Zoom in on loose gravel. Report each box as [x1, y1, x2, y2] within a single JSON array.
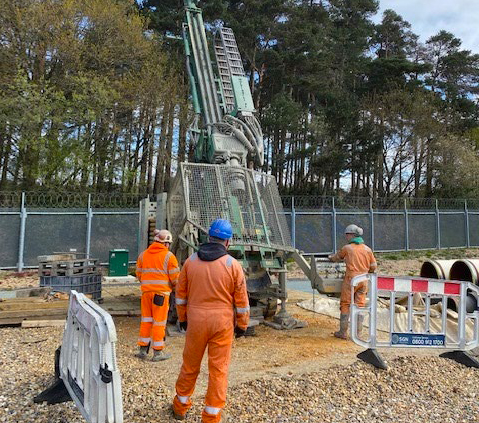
[[228, 356, 479, 423], [1, 324, 479, 423]]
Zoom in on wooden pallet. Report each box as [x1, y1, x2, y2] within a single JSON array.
[[38, 259, 100, 276], [37, 253, 76, 262]]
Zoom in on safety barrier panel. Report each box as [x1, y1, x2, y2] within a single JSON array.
[[350, 273, 479, 369], [35, 290, 123, 422]]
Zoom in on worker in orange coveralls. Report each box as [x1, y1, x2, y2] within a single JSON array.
[[329, 224, 377, 339], [172, 219, 249, 423], [135, 229, 180, 361]]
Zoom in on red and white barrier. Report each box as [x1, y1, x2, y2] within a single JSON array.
[[350, 274, 479, 369]]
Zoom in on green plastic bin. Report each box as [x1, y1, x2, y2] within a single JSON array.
[[109, 249, 129, 276]]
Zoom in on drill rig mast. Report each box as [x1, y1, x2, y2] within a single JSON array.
[[182, 0, 263, 169]]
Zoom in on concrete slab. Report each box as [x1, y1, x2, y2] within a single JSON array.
[[103, 275, 138, 285], [0, 287, 51, 299]]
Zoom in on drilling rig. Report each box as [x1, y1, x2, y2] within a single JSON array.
[[139, 0, 339, 328]]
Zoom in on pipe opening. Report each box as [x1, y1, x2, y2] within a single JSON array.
[[450, 261, 474, 283], [447, 293, 477, 313], [420, 262, 440, 279], [447, 297, 458, 312]]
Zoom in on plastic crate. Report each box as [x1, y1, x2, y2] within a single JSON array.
[[40, 274, 102, 300]]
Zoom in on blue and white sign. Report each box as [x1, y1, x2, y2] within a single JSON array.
[[391, 333, 445, 347]]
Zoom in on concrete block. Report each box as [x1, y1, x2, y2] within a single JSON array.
[[103, 275, 138, 285]]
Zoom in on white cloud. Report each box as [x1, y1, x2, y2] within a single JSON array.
[[374, 0, 479, 53]]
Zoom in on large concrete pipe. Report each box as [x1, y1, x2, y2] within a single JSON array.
[[447, 259, 479, 313], [449, 259, 479, 284], [446, 295, 477, 313], [420, 259, 457, 280]]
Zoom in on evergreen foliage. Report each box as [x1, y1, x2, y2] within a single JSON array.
[[0, 0, 478, 199]]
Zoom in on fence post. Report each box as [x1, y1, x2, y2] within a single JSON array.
[[332, 196, 337, 253], [86, 194, 93, 258], [291, 196, 296, 249], [465, 199, 470, 248], [435, 199, 441, 249], [17, 192, 27, 272], [370, 198, 375, 251], [404, 198, 409, 251]]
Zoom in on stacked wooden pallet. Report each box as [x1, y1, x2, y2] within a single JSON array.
[[38, 254, 102, 300], [38, 257, 99, 277]]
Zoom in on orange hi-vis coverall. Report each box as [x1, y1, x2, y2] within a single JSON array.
[[330, 241, 377, 314], [136, 242, 180, 350], [172, 243, 249, 423]]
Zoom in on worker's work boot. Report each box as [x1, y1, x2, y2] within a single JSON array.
[[135, 346, 148, 359], [152, 349, 171, 362], [334, 313, 349, 339], [171, 405, 186, 421], [219, 411, 229, 422]]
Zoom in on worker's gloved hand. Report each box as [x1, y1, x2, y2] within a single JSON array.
[[328, 254, 334, 262], [179, 321, 188, 332], [235, 326, 247, 338]]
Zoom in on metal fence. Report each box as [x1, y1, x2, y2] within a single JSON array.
[[0, 193, 140, 271], [1, 192, 479, 271], [284, 196, 479, 255]]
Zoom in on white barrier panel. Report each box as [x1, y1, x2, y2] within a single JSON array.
[[350, 274, 479, 369], [60, 290, 123, 423]]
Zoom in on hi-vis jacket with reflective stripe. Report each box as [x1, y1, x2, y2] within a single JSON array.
[[136, 242, 180, 294], [330, 242, 377, 281], [176, 252, 249, 329]]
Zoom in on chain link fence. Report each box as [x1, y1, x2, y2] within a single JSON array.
[[1, 192, 479, 271]]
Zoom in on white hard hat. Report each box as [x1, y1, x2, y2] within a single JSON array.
[[154, 229, 173, 243], [344, 224, 363, 236]]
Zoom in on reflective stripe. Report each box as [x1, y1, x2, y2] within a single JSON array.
[[226, 255, 233, 268], [177, 395, 189, 404], [138, 337, 151, 343], [141, 280, 170, 286], [153, 320, 167, 326], [190, 253, 198, 261], [163, 252, 173, 273], [137, 268, 167, 274], [204, 406, 221, 415], [236, 306, 250, 314], [152, 340, 165, 347], [168, 267, 180, 275], [176, 298, 187, 305], [141, 317, 153, 323]]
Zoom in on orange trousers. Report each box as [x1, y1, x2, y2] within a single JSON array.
[[173, 307, 234, 423], [340, 276, 367, 314], [138, 291, 169, 350]]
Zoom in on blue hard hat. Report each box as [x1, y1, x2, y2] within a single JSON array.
[[208, 219, 233, 240]]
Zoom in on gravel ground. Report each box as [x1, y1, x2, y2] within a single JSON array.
[[1, 322, 479, 423], [2, 256, 479, 423], [228, 356, 479, 423], [0, 272, 38, 291]]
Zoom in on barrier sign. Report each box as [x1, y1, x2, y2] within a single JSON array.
[[391, 333, 445, 347]]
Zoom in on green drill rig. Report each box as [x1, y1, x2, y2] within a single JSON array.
[[142, 0, 332, 327]]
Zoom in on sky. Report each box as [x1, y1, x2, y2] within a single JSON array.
[[374, 0, 479, 53]]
